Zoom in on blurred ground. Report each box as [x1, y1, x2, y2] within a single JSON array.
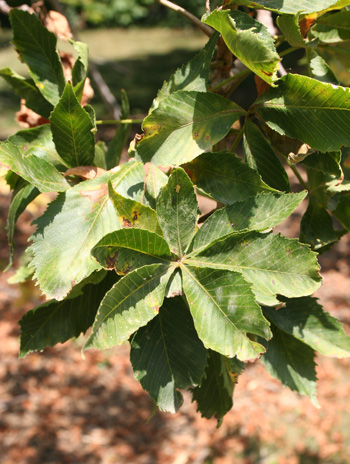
[[1, 177, 350, 464]]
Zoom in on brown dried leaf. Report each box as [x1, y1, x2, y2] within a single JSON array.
[[64, 166, 107, 180]]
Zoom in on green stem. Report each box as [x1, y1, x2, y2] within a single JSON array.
[[230, 125, 244, 152], [279, 46, 298, 57], [289, 163, 310, 191], [210, 68, 251, 93], [96, 118, 143, 125]]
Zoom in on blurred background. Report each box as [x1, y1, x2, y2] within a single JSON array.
[[1, 1, 350, 463]]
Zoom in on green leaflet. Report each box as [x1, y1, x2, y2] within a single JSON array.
[[6, 180, 39, 269], [300, 200, 338, 249], [0, 141, 69, 193], [50, 83, 95, 167], [19, 271, 117, 358], [277, 14, 307, 48], [330, 194, 350, 229], [243, 120, 291, 192], [106, 89, 131, 170], [306, 48, 339, 84], [130, 297, 208, 413], [263, 296, 350, 358], [29, 162, 145, 300], [70, 40, 89, 102], [254, 74, 350, 152], [141, 164, 168, 209], [203, 10, 280, 85], [191, 350, 236, 423], [0, 68, 53, 118], [92, 228, 172, 273], [132, 91, 245, 166], [228, 0, 350, 14], [9, 124, 67, 169], [183, 151, 275, 204], [260, 324, 319, 407], [311, 10, 350, 43], [182, 265, 271, 361], [108, 182, 162, 235], [186, 231, 322, 305], [150, 32, 218, 111], [9, 9, 65, 105], [83, 263, 174, 351], [189, 191, 306, 255], [157, 168, 198, 257]]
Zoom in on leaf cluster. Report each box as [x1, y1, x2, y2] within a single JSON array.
[[1, 2, 350, 423]]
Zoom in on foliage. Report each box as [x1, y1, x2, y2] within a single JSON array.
[[1, 1, 350, 424]]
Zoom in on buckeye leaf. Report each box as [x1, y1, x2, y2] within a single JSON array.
[[311, 11, 350, 43], [191, 350, 235, 423], [0, 68, 53, 118], [19, 271, 118, 358], [6, 180, 39, 269], [50, 83, 95, 167], [108, 182, 162, 235], [263, 297, 350, 358], [151, 32, 218, 111], [189, 191, 306, 255], [141, 164, 168, 209], [254, 74, 350, 152], [92, 228, 173, 273], [243, 120, 290, 192], [277, 14, 307, 48], [132, 91, 245, 166], [183, 151, 276, 204], [300, 200, 338, 249], [0, 141, 69, 193], [203, 10, 280, 85], [130, 297, 208, 413], [181, 266, 271, 361], [306, 48, 339, 85], [9, 124, 67, 169], [29, 161, 145, 300], [9, 9, 65, 105], [229, 0, 348, 14], [260, 324, 319, 407], [83, 263, 173, 351], [157, 168, 198, 257], [187, 232, 322, 305]]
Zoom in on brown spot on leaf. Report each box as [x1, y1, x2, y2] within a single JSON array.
[[122, 217, 134, 228], [132, 210, 139, 221], [80, 184, 108, 203], [65, 166, 106, 180]]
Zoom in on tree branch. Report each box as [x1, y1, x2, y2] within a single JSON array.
[[155, 0, 214, 37]]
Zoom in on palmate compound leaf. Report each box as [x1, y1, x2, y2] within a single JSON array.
[[183, 151, 276, 205], [263, 296, 350, 358], [29, 161, 145, 300], [50, 83, 95, 167], [0, 141, 69, 193], [228, 0, 350, 14], [191, 350, 243, 423], [9, 9, 65, 105], [188, 191, 307, 255], [157, 168, 198, 257], [108, 182, 162, 235], [254, 73, 350, 153], [203, 10, 280, 85], [83, 263, 174, 351], [91, 228, 173, 275], [186, 231, 322, 306], [132, 91, 246, 167], [150, 32, 219, 112], [130, 296, 208, 413], [181, 265, 271, 361], [260, 323, 319, 407], [19, 271, 118, 358]]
